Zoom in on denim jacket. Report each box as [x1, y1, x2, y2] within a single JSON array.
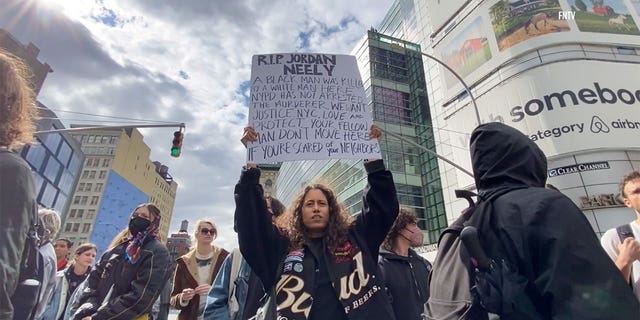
[[40, 270, 81, 320], [204, 250, 253, 320]]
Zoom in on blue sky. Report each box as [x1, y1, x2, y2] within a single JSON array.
[[1, 0, 394, 250]]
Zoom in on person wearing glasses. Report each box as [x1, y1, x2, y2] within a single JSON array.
[[70, 203, 173, 320], [170, 220, 229, 320]]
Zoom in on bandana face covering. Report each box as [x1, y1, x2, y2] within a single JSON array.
[[125, 213, 160, 264]]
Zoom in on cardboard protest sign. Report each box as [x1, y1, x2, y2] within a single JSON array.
[[247, 53, 380, 163]]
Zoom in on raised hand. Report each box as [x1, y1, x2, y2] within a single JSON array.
[[241, 126, 258, 147]]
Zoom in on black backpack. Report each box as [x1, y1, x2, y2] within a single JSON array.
[[10, 202, 44, 320]]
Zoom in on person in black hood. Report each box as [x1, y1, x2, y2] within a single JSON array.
[[469, 122, 640, 318], [378, 207, 431, 320]]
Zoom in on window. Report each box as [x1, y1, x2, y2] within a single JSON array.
[[102, 159, 110, 167], [99, 171, 107, 179], [64, 223, 72, 232], [44, 159, 62, 184], [68, 154, 81, 173], [85, 183, 93, 192], [78, 183, 85, 192], [101, 136, 110, 144], [77, 209, 84, 218], [80, 196, 88, 205], [88, 135, 96, 143], [90, 196, 99, 206], [86, 158, 93, 166], [25, 144, 47, 170], [82, 223, 91, 233], [87, 209, 95, 219], [88, 171, 96, 179], [95, 183, 104, 192], [73, 196, 81, 205], [58, 141, 72, 167], [43, 133, 62, 153], [72, 223, 80, 232], [81, 170, 89, 179], [69, 209, 76, 218]]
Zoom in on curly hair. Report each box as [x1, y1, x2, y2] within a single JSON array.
[[621, 171, 640, 198], [280, 184, 352, 252], [382, 207, 417, 251], [0, 49, 38, 149], [266, 196, 286, 218]]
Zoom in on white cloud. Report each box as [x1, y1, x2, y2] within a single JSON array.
[[1, 0, 394, 251]]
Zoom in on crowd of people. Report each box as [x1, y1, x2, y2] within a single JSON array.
[[3, 46, 640, 320]]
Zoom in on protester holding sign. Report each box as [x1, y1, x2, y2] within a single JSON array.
[[236, 125, 399, 320]]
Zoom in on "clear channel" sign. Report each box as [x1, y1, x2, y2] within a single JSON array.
[[548, 161, 610, 177]]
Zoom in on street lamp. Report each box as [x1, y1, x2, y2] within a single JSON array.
[[377, 52, 480, 178], [420, 52, 481, 126]]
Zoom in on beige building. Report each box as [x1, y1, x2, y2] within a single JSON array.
[[59, 128, 177, 249]]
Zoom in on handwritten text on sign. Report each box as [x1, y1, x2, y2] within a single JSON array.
[[247, 53, 380, 163]]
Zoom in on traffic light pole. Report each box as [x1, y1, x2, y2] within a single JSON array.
[[34, 122, 186, 134]]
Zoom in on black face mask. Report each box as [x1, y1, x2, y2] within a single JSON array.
[[129, 217, 151, 236]]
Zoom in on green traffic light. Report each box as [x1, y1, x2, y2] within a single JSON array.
[[171, 147, 180, 157]]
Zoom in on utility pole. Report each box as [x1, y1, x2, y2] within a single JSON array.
[[34, 122, 186, 134], [34, 122, 187, 157]]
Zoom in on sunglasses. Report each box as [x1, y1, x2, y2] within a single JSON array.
[[199, 228, 215, 235]]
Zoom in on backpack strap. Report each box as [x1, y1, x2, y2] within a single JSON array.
[[229, 248, 242, 293], [228, 248, 242, 317]]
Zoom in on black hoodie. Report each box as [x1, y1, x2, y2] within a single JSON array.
[[378, 248, 431, 320], [469, 122, 640, 318]]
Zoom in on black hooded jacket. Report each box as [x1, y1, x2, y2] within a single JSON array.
[[469, 122, 640, 318], [236, 160, 399, 320], [378, 248, 431, 320]]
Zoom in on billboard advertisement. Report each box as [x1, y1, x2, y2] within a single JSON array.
[[433, 0, 640, 101], [446, 60, 640, 185], [426, 0, 473, 34]]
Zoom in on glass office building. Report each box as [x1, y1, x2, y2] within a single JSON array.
[[20, 103, 85, 216], [277, 31, 446, 245]]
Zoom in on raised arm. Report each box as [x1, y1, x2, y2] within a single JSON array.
[[235, 166, 288, 290], [353, 159, 399, 259]]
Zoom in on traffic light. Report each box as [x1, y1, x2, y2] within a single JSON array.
[[171, 131, 183, 158]]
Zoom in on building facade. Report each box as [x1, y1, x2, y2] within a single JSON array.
[[258, 163, 281, 198], [166, 220, 192, 260], [58, 128, 178, 252], [0, 29, 51, 95], [379, 0, 640, 258], [277, 31, 446, 245], [1, 29, 85, 218]]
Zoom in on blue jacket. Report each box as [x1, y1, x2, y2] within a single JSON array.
[[40, 269, 83, 320], [203, 251, 253, 320]]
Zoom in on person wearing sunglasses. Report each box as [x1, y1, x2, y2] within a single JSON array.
[[170, 219, 229, 320]]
